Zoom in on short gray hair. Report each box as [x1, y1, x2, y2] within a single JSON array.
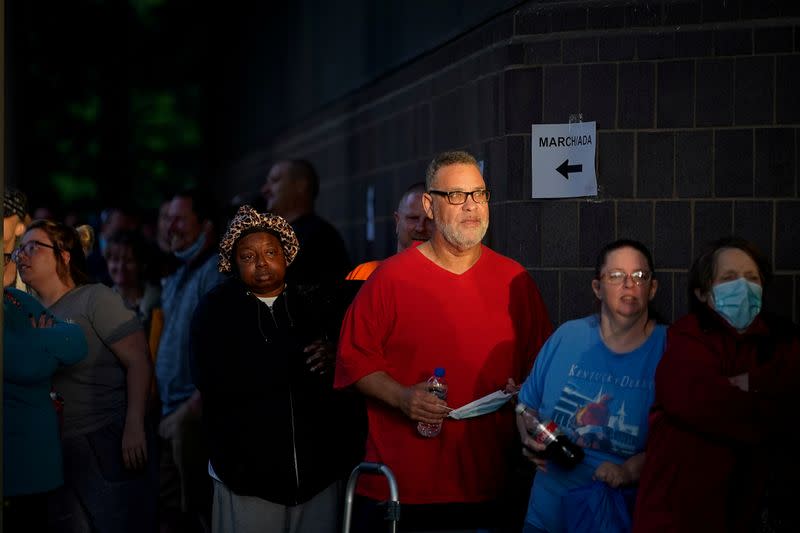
[[425, 151, 480, 190]]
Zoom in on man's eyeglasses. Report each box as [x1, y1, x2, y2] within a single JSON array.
[[600, 269, 652, 286], [10, 240, 57, 263], [428, 189, 491, 205]]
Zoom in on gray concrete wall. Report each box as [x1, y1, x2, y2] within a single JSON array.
[[263, 0, 800, 325]]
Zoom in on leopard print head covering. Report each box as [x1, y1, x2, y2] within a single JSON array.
[[218, 205, 300, 273]]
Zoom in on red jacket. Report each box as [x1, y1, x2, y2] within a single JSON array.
[[633, 309, 799, 533]]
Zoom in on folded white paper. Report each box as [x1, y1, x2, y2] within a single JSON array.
[[447, 390, 516, 420]]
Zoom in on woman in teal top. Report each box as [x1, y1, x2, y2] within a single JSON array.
[[3, 287, 88, 530]]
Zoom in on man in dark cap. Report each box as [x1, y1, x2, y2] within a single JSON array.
[[4, 188, 29, 289]]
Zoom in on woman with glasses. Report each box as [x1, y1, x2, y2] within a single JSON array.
[[633, 237, 800, 533], [516, 239, 666, 533], [13, 220, 157, 532]]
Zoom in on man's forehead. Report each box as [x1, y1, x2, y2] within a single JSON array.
[[399, 191, 425, 213], [168, 197, 195, 216], [268, 162, 291, 180], [433, 163, 484, 189]]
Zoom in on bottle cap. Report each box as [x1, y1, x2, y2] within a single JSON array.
[[434, 367, 445, 377], [514, 403, 527, 415]]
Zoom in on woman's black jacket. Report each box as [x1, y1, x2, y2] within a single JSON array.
[[190, 277, 366, 506]]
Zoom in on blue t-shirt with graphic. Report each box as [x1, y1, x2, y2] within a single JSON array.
[[518, 315, 666, 533]]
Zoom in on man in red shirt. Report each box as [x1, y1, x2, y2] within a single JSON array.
[[335, 150, 553, 531]]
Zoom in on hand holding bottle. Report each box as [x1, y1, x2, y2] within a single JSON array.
[[516, 405, 550, 470], [399, 381, 449, 423], [417, 368, 448, 437], [516, 403, 584, 470], [521, 439, 550, 471]]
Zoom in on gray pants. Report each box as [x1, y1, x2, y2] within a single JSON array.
[[212, 479, 341, 533]]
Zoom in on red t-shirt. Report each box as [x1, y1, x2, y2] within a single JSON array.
[[335, 245, 552, 504]]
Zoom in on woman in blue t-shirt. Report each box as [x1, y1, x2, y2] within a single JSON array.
[[517, 239, 667, 533]]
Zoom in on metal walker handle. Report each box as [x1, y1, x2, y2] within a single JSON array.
[[342, 462, 400, 533]]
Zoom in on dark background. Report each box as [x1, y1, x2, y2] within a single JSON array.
[[5, 0, 519, 212], [6, 0, 800, 324]]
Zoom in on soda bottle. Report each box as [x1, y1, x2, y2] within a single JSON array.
[[417, 367, 448, 438], [515, 402, 584, 469]]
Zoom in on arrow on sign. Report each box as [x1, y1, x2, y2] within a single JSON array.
[[556, 160, 583, 180]]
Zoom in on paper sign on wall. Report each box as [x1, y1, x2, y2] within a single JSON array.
[[531, 121, 597, 198]]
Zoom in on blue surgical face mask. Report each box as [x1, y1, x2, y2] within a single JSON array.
[[173, 232, 206, 261], [711, 277, 762, 330]]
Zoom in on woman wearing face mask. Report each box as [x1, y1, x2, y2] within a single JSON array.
[[633, 237, 800, 533]]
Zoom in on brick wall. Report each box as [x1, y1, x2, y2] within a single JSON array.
[[265, 0, 800, 325]]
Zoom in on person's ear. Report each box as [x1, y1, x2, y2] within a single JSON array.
[[422, 193, 434, 220], [591, 279, 601, 300], [694, 287, 709, 303], [14, 220, 25, 238], [648, 279, 659, 301], [60, 249, 71, 266]]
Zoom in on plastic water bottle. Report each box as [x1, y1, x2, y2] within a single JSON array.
[[417, 367, 448, 438]]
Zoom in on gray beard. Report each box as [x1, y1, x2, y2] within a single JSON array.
[[435, 217, 488, 251]]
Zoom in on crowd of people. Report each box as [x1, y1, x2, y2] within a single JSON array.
[[3, 151, 798, 533]]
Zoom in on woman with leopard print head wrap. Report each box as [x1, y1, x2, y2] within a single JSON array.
[[190, 205, 366, 533]]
